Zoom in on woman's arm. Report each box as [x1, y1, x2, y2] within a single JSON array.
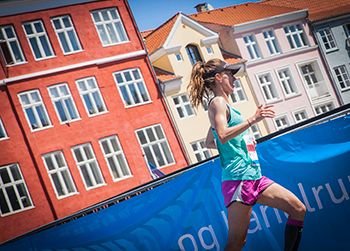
[[210, 98, 274, 144], [205, 127, 217, 149]]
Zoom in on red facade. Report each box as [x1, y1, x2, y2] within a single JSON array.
[[0, 0, 187, 243]]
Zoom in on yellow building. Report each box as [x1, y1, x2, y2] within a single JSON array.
[[143, 13, 269, 164]]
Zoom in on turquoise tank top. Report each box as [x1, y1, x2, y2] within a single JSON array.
[[212, 104, 262, 181]]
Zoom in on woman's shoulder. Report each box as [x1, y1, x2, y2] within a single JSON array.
[[209, 96, 227, 108]]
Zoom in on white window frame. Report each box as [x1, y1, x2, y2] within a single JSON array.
[[48, 83, 80, 124], [91, 8, 129, 47], [175, 52, 183, 61], [23, 20, 55, 60], [276, 67, 298, 98], [263, 29, 280, 55], [334, 65, 350, 91], [243, 34, 261, 60], [99, 135, 132, 182], [135, 124, 175, 169], [113, 68, 151, 108], [249, 124, 261, 140], [230, 79, 247, 103], [319, 28, 337, 52], [274, 114, 290, 130], [76, 77, 108, 117], [71, 143, 105, 190], [299, 62, 320, 89], [172, 93, 196, 119], [314, 102, 334, 115], [18, 90, 52, 132], [0, 163, 34, 217], [42, 151, 78, 199], [0, 118, 9, 140], [51, 15, 82, 55], [191, 139, 212, 162], [256, 72, 279, 102], [0, 25, 26, 66], [206, 46, 213, 54], [293, 108, 308, 123], [283, 23, 308, 49]]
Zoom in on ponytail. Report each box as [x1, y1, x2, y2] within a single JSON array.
[[188, 61, 208, 108]]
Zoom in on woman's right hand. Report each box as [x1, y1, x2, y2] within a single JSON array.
[[249, 105, 275, 124]]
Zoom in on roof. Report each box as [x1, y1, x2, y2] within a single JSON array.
[[262, 0, 350, 21], [140, 29, 154, 38], [143, 13, 180, 55], [153, 67, 181, 82], [190, 2, 299, 27]]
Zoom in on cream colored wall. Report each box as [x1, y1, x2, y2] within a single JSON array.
[[153, 55, 174, 73]]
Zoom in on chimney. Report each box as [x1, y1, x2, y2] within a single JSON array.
[[194, 3, 214, 13]]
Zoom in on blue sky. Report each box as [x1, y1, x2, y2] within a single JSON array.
[[128, 0, 259, 32]]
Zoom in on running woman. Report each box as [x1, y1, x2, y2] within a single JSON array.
[[188, 58, 306, 251]]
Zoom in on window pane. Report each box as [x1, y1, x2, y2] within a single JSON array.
[[0, 189, 10, 214], [6, 186, 20, 211], [52, 173, 64, 196]]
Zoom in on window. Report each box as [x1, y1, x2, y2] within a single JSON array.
[[284, 24, 308, 49], [42, 151, 77, 198], [0, 164, 33, 216], [0, 25, 25, 65], [206, 46, 213, 54], [230, 79, 247, 103], [293, 109, 308, 122], [136, 124, 175, 168], [91, 8, 128, 46], [319, 28, 337, 52], [72, 143, 105, 190], [51, 15, 82, 54], [18, 90, 51, 131], [48, 84, 80, 123], [257, 73, 279, 102], [274, 115, 290, 130], [314, 102, 334, 115], [172, 94, 195, 118], [300, 64, 319, 89], [277, 68, 298, 97], [99, 135, 131, 181], [175, 53, 183, 61], [343, 23, 350, 37], [76, 77, 107, 116], [0, 118, 8, 140], [23, 20, 54, 60], [191, 139, 211, 162], [334, 65, 350, 91], [263, 30, 280, 55], [185, 44, 203, 65], [113, 68, 150, 107], [243, 34, 261, 60], [249, 124, 261, 140]]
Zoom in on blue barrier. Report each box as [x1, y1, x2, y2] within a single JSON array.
[[1, 115, 349, 251]]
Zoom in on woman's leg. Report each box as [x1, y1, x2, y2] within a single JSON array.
[[256, 183, 306, 251], [225, 202, 252, 251]]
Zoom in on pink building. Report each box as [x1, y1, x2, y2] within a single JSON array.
[[192, 2, 340, 133]]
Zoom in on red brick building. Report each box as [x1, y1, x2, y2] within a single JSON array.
[[0, 0, 187, 243]]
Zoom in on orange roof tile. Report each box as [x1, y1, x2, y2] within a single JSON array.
[[221, 49, 246, 64], [143, 13, 180, 55], [140, 29, 154, 38], [190, 2, 299, 27], [154, 67, 181, 82], [262, 0, 350, 21]]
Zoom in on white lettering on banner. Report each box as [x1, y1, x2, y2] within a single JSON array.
[[312, 185, 324, 210], [178, 225, 220, 251], [298, 183, 316, 212], [326, 179, 349, 204]]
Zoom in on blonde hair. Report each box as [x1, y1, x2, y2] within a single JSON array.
[[188, 58, 224, 108]]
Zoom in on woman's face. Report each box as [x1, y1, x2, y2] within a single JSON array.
[[220, 70, 236, 94]]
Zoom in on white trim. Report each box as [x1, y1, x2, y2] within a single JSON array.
[[200, 35, 219, 46], [0, 50, 146, 85], [292, 107, 309, 123], [233, 9, 308, 33]]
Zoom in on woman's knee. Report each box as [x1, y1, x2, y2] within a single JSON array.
[[289, 199, 306, 219]]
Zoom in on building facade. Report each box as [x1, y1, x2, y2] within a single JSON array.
[[0, 0, 187, 243], [263, 0, 350, 105], [143, 13, 269, 164], [192, 2, 340, 133]]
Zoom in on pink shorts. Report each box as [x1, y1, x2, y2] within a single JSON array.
[[222, 176, 274, 207]]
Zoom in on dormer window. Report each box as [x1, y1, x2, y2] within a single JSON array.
[[185, 44, 203, 65]]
